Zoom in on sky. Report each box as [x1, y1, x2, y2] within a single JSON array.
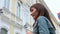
[[44, 0, 60, 22]]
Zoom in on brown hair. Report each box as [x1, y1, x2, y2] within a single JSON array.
[[30, 3, 55, 30]]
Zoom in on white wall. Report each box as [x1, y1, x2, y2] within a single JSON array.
[[44, 0, 60, 22]]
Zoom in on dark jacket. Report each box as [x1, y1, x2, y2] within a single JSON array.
[[33, 16, 56, 34]]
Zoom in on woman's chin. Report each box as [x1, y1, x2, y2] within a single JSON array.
[[32, 16, 36, 20], [33, 17, 36, 20]]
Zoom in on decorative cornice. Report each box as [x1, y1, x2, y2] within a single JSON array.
[[0, 7, 23, 29]]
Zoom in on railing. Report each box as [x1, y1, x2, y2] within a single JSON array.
[[0, 9, 3, 14]]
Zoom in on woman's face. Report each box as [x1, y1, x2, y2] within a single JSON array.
[[30, 7, 38, 20]]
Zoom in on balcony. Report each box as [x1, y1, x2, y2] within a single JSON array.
[[0, 7, 23, 29]]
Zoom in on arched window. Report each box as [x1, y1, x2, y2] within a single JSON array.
[[16, 33, 19, 34], [16, 0, 21, 18], [1, 28, 8, 34], [4, 0, 10, 9]]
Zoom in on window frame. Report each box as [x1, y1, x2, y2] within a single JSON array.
[[4, 0, 10, 9]]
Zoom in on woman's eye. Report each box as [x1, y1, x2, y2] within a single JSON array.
[[31, 9, 33, 12]]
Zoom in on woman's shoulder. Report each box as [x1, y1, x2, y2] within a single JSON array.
[[37, 16, 54, 28], [36, 16, 48, 24]]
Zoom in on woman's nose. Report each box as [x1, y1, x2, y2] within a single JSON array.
[[30, 11, 35, 16], [30, 13, 35, 17], [30, 11, 32, 14]]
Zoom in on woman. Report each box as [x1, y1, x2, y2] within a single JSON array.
[[30, 3, 56, 34]]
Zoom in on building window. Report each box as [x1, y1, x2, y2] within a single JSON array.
[[4, 0, 10, 9], [16, 33, 19, 34], [1, 28, 8, 34], [16, 1, 21, 18]]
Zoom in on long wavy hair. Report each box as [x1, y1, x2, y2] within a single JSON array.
[[30, 3, 55, 30]]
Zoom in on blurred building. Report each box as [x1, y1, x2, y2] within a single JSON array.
[[0, 0, 36, 34], [0, 0, 23, 34], [0, 0, 60, 34]]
